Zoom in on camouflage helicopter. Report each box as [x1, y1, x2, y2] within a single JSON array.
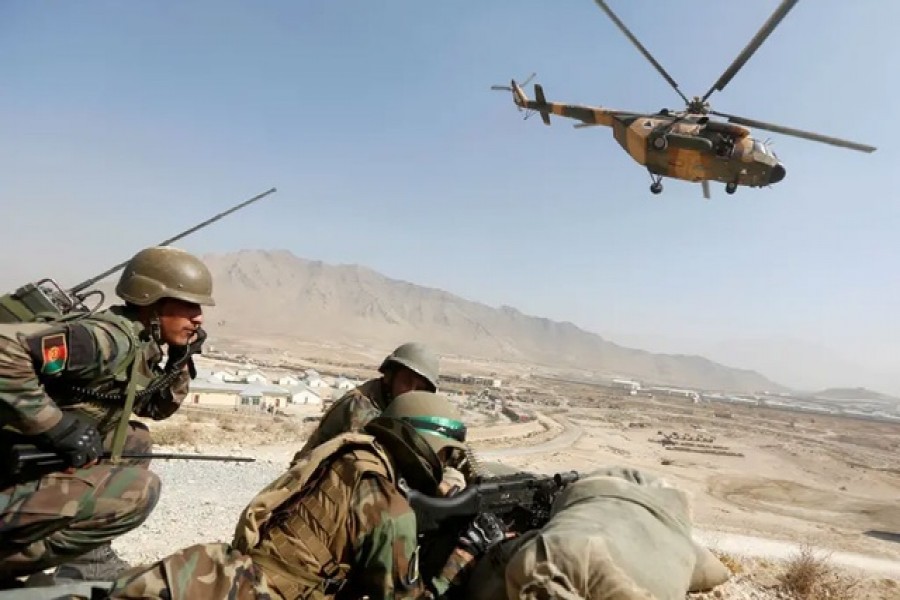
[[492, 0, 876, 199]]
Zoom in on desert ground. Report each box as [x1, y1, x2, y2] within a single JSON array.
[[114, 350, 900, 600]]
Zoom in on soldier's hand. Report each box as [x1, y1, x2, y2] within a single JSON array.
[[186, 326, 207, 355], [167, 327, 207, 362], [457, 512, 507, 558], [36, 412, 103, 470]]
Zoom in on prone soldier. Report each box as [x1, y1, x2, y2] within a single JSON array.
[[107, 391, 506, 600], [0, 246, 214, 584]]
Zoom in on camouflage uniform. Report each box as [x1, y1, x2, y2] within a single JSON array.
[[0, 245, 213, 581], [294, 377, 386, 459], [109, 419, 474, 600], [108, 466, 468, 600], [0, 307, 186, 580]]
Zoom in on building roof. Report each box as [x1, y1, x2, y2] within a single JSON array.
[[239, 383, 291, 398]]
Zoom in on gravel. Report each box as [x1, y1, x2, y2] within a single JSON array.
[[112, 444, 293, 566]]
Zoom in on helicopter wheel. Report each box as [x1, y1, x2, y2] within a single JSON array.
[[725, 182, 737, 195], [650, 182, 663, 195]]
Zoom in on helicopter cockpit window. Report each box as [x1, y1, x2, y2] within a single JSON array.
[[753, 140, 767, 155]]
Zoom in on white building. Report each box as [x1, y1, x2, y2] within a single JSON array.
[[288, 383, 323, 406], [278, 375, 302, 386], [334, 377, 357, 392], [238, 383, 291, 410]]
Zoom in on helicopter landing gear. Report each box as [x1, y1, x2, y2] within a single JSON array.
[[649, 173, 664, 195], [725, 181, 738, 195]]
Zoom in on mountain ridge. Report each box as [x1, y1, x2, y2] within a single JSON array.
[[109, 249, 785, 393]]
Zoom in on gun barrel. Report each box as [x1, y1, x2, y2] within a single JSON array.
[[5, 445, 255, 479], [69, 187, 277, 295]]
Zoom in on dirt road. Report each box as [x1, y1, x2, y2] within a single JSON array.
[[478, 415, 583, 458]]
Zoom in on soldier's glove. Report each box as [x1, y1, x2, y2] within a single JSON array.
[[457, 512, 507, 559], [36, 412, 103, 469], [166, 327, 206, 377]]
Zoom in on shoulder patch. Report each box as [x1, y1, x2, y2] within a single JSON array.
[[25, 323, 99, 377], [40, 333, 68, 375]]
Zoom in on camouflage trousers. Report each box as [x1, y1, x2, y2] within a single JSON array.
[[107, 542, 274, 600], [0, 460, 160, 579]]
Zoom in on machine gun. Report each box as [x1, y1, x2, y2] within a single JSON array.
[[402, 469, 580, 588], [0, 442, 255, 485], [0, 187, 278, 324], [404, 469, 581, 534]]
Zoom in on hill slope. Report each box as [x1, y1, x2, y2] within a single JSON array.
[[134, 249, 782, 392]]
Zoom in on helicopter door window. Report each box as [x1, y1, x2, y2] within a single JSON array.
[[643, 120, 653, 128]]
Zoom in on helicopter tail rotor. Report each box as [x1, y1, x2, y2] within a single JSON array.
[[491, 73, 554, 125], [491, 72, 537, 109]]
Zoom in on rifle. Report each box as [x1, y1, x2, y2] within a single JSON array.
[[403, 470, 580, 592], [0, 187, 278, 324], [404, 469, 581, 534], [0, 442, 255, 485]]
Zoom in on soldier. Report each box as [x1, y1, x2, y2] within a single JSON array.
[[294, 342, 439, 460], [0, 246, 214, 584], [107, 391, 506, 600]]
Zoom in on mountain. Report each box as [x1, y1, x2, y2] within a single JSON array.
[[809, 387, 899, 403], [115, 249, 784, 393]]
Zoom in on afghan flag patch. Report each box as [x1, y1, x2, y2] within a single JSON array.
[[40, 333, 68, 375]]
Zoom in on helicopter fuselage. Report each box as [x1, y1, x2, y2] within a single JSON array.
[[514, 90, 787, 190], [609, 113, 785, 188]]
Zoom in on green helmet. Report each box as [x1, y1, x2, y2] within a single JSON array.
[[380, 390, 467, 456], [115, 246, 215, 307], [378, 342, 439, 391]]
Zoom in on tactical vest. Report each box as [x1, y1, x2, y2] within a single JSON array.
[[233, 433, 396, 600], [0, 308, 157, 458]]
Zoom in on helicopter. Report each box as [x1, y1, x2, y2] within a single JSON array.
[[492, 0, 876, 199]]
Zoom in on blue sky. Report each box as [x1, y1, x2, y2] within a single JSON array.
[[1, 1, 897, 394]]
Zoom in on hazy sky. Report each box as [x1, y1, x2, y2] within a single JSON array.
[[2, 1, 898, 394]]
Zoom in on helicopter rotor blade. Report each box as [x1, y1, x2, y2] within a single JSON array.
[[701, 180, 711, 200], [491, 72, 536, 92], [701, 0, 800, 102], [709, 110, 877, 153], [592, 0, 689, 107]]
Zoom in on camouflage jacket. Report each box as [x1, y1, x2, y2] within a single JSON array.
[[0, 305, 190, 436], [293, 377, 387, 462], [109, 443, 471, 600], [305, 469, 468, 599]]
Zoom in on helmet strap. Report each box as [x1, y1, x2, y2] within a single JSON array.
[[149, 313, 162, 344]]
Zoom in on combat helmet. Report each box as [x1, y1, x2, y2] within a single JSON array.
[[378, 342, 439, 391], [364, 390, 467, 495], [379, 390, 467, 456], [116, 246, 215, 307]]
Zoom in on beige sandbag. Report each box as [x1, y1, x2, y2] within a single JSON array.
[[505, 466, 731, 600]]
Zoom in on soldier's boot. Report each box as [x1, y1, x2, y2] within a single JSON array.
[[53, 543, 130, 581]]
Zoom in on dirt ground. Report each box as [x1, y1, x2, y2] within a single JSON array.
[[147, 360, 900, 598]]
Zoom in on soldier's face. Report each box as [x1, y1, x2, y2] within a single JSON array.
[[391, 367, 431, 397], [157, 299, 204, 345]]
